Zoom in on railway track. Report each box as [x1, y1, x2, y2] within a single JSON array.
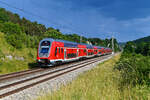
[[0, 60, 88, 84], [0, 56, 100, 83], [0, 68, 44, 81], [0, 54, 112, 98]]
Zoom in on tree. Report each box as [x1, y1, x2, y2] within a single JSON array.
[[1, 22, 27, 49], [1, 22, 23, 35], [124, 42, 136, 53], [88, 38, 104, 46], [44, 28, 63, 39], [0, 8, 10, 22]]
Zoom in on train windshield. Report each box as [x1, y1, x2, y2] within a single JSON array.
[[40, 48, 49, 53], [39, 41, 51, 57]]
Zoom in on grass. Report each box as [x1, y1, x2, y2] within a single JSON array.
[[0, 32, 37, 74], [37, 54, 150, 100]]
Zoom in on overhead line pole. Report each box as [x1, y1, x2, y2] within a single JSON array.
[[112, 34, 114, 54], [80, 35, 82, 43], [111, 32, 116, 54]]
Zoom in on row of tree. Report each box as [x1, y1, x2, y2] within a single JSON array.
[[124, 41, 150, 56], [0, 8, 120, 51]]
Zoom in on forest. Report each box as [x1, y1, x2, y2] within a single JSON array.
[[133, 35, 150, 44], [0, 8, 120, 51]]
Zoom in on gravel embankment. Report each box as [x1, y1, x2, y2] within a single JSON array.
[[2, 55, 114, 100]]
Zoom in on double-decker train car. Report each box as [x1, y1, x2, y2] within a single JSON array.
[[94, 46, 104, 56], [37, 38, 112, 66], [104, 48, 113, 55], [77, 44, 87, 59]]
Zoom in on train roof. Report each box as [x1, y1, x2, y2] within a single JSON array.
[[93, 46, 105, 49], [86, 45, 93, 49], [43, 38, 77, 44], [41, 38, 78, 48], [41, 38, 108, 49], [78, 43, 94, 49]]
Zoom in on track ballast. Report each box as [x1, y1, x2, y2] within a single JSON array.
[[0, 54, 113, 99]]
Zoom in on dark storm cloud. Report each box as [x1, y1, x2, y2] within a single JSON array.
[[54, 0, 150, 20]]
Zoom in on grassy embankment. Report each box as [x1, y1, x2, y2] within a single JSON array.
[[0, 32, 37, 74], [37, 54, 149, 100]]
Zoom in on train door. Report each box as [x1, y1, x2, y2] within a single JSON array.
[[77, 49, 79, 57], [58, 47, 61, 59], [61, 48, 64, 59], [64, 48, 66, 60], [55, 47, 58, 59]]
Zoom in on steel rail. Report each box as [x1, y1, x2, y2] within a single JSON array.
[[0, 68, 44, 81], [0, 55, 111, 98], [0, 55, 108, 90]]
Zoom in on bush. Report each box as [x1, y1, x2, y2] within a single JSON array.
[[1, 22, 23, 35], [0, 22, 39, 49], [27, 36, 40, 48], [0, 8, 10, 22], [28, 51, 34, 58], [0, 48, 4, 59], [115, 53, 150, 87], [135, 42, 150, 56], [5, 33, 25, 49], [124, 41, 150, 56]]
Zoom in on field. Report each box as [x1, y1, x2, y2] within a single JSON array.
[[37, 54, 149, 100], [0, 33, 37, 74]]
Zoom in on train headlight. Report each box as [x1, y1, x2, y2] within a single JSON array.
[[38, 59, 41, 62]]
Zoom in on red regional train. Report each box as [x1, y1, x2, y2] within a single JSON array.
[[37, 38, 112, 66]]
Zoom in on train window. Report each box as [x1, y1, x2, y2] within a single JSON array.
[[41, 41, 50, 46], [61, 48, 63, 53], [67, 53, 76, 58], [59, 48, 60, 53], [55, 47, 57, 56]]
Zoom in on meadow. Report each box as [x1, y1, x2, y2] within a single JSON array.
[[37, 54, 149, 100]]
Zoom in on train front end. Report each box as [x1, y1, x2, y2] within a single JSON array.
[[37, 39, 53, 66]]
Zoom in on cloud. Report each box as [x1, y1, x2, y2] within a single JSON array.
[[30, 0, 150, 42], [1, 0, 150, 42]]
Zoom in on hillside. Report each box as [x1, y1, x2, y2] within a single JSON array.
[[0, 8, 120, 51], [0, 32, 37, 74], [133, 35, 150, 43], [118, 35, 150, 48], [115, 32, 150, 99], [0, 7, 120, 74]]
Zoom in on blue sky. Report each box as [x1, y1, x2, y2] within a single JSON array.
[[0, 0, 150, 42]]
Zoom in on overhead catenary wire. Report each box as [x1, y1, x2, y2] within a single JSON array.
[[0, 1, 46, 20], [0, 0, 83, 34], [0, 0, 112, 42]]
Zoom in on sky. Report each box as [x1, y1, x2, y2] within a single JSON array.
[[0, 0, 150, 42]]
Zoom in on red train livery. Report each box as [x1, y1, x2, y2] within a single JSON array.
[[37, 38, 112, 66]]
